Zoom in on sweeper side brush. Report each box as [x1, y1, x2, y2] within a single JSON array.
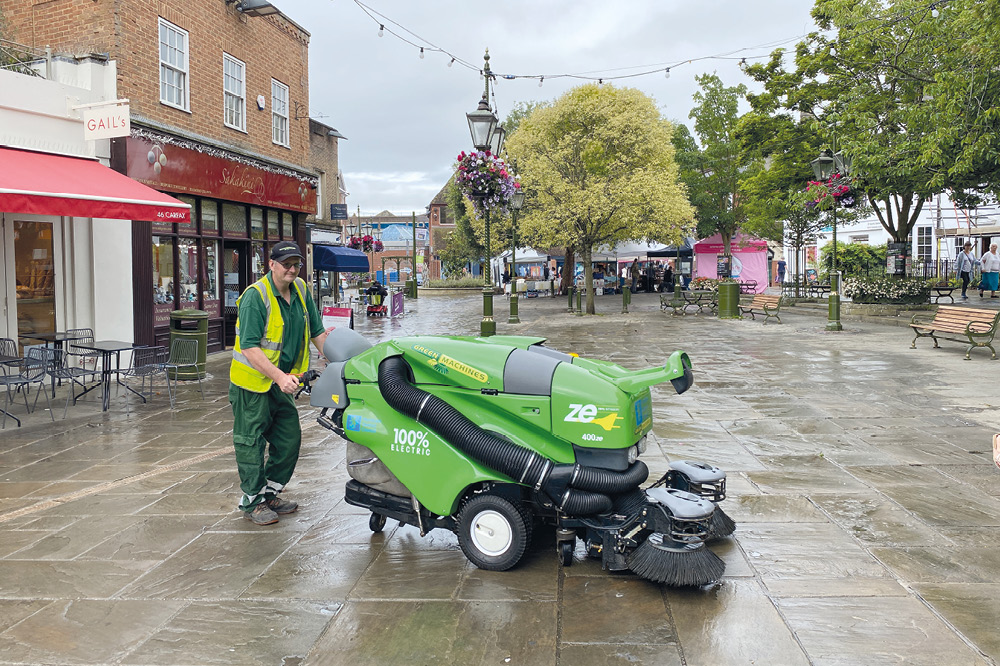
[[308, 329, 736, 587]]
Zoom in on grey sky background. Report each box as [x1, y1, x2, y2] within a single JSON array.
[[275, 0, 820, 216]]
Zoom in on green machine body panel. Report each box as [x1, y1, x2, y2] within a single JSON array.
[[339, 335, 693, 515]]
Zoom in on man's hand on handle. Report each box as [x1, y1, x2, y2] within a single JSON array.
[[277, 373, 300, 394]]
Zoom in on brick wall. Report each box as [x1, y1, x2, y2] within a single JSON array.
[[309, 118, 340, 225], [4, 0, 311, 169]]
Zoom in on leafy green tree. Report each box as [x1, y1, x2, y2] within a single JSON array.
[[921, 0, 1000, 204], [443, 181, 484, 275], [676, 74, 748, 256], [506, 83, 693, 314], [780, 188, 826, 296], [743, 0, 954, 244], [735, 112, 824, 243], [820, 241, 887, 279], [502, 101, 549, 137]]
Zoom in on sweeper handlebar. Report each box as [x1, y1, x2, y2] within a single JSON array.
[[293, 369, 322, 398], [608, 351, 693, 394]]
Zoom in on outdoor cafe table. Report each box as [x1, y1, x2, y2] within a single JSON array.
[[70, 340, 146, 412], [22, 331, 86, 396]]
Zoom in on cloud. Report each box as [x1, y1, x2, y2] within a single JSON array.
[[278, 0, 817, 212]]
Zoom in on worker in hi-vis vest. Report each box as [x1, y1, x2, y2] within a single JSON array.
[[230, 241, 331, 525]]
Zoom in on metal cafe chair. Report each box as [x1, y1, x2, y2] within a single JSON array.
[[0, 337, 21, 373], [163, 338, 205, 408], [39, 347, 100, 419], [65, 328, 101, 371], [121, 346, 169, 414], [0, 348, 54, 428]]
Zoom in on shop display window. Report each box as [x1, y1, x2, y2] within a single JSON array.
[[178, 237, 199, 305], [267, 210, 279, 239], [152, 235, 176, 326], [202, 200, 219, 234], [13, 221, 56, 338], [250, 207, 264, 240], [177, 195, 197, 235], [223, 202, 247, 237], [281, 211, 292, 238], [203, 240, 220, 317], [252, 242, 266, 282]]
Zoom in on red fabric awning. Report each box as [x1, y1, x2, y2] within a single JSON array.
[[0, 147, 190, 223]]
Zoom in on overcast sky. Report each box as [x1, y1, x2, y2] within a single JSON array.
[[275, 0, 820, 216]]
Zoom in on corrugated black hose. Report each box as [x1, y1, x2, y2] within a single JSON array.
[[378, 356, 648, 514]]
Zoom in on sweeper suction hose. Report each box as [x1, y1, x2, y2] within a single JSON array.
[[378, 356, 647, 514]]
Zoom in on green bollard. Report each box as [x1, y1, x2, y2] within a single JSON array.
[[826, 271, 843, 331], [568, 286, 575, 312], [622, 287, 631, 313], [575, 286, 583, 315]]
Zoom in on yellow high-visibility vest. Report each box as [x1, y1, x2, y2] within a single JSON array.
[[230, 276, 310, 392]]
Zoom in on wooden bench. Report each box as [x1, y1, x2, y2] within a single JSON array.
[[910, 306, 1000, 360], [740, 294, 782, 323]]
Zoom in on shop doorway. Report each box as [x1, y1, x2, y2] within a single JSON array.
[[222, 240, 250, 347]]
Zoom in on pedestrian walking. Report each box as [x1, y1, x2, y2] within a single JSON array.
[[776, 259, 786, 285], [979, 243, 1000, 298], [956, 242, 977, 300], [229, 241, 331, 525], [629, 259, 640, 293]]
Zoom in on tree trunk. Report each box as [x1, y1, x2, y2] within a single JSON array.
[[562, 247, 574, 296]]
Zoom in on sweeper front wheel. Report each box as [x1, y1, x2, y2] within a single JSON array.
[[558, 540, 574, 566], [457, 494, 531, 571], [369, 512, 386, 533]]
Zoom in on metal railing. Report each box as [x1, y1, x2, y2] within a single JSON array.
[[0, 39, 48, 77]]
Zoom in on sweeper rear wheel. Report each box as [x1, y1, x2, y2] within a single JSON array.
[[457, 494, 531, 571], [369, 512, 386, 533]]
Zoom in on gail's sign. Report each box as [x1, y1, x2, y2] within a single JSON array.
[[83, 104, 130, 140]]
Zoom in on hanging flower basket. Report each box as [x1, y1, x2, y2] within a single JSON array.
[[347, 235, 383, 253], [805, 173, 858, 209], [454, 150, 519, 218]]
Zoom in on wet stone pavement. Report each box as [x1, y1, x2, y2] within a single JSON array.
[[1, 289, 999, 665]]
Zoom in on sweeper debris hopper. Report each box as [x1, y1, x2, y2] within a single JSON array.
[[309, 329, 735, 586]]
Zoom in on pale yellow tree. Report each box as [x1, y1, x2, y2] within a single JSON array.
[[505, 83, 694, 314]]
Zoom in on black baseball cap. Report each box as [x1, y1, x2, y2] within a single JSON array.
[[270, 242, 304, 262]]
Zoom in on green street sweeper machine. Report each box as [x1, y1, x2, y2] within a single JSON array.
[[307, 328, 735, 586]]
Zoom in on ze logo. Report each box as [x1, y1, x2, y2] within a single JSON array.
[[564, 403, 599, 423], [565, 403, 622, 431]]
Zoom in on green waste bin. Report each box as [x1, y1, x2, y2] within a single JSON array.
[[717, 281, 741, 319], [169, 309, 208, 379]]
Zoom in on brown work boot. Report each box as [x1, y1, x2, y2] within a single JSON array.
[[243, 503, 279, 525], [266, 495, 298, 514]]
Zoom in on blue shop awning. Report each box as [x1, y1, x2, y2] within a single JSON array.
[[313, 244, 370, 272]]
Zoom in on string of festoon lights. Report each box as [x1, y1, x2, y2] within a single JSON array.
[[353, 0, 952, 88]]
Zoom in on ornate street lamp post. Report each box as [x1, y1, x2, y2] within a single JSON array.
[[508, 188, 525, 324], [810, 148, 852, 332], [466, 50, 503, 337]]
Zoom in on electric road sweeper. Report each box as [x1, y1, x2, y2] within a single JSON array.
[[304, 328, 735, 586]]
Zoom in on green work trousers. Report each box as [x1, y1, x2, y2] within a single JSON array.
[[229, 382, 301, 511]]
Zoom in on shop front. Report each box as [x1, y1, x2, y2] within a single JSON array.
[[0, 146, 190, 346], [123, 132, 316, 349]]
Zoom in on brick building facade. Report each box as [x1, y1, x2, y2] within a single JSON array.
[[4, 0, 318, 349]]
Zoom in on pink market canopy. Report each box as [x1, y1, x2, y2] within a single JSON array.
[[694, 233, 769, 293]]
